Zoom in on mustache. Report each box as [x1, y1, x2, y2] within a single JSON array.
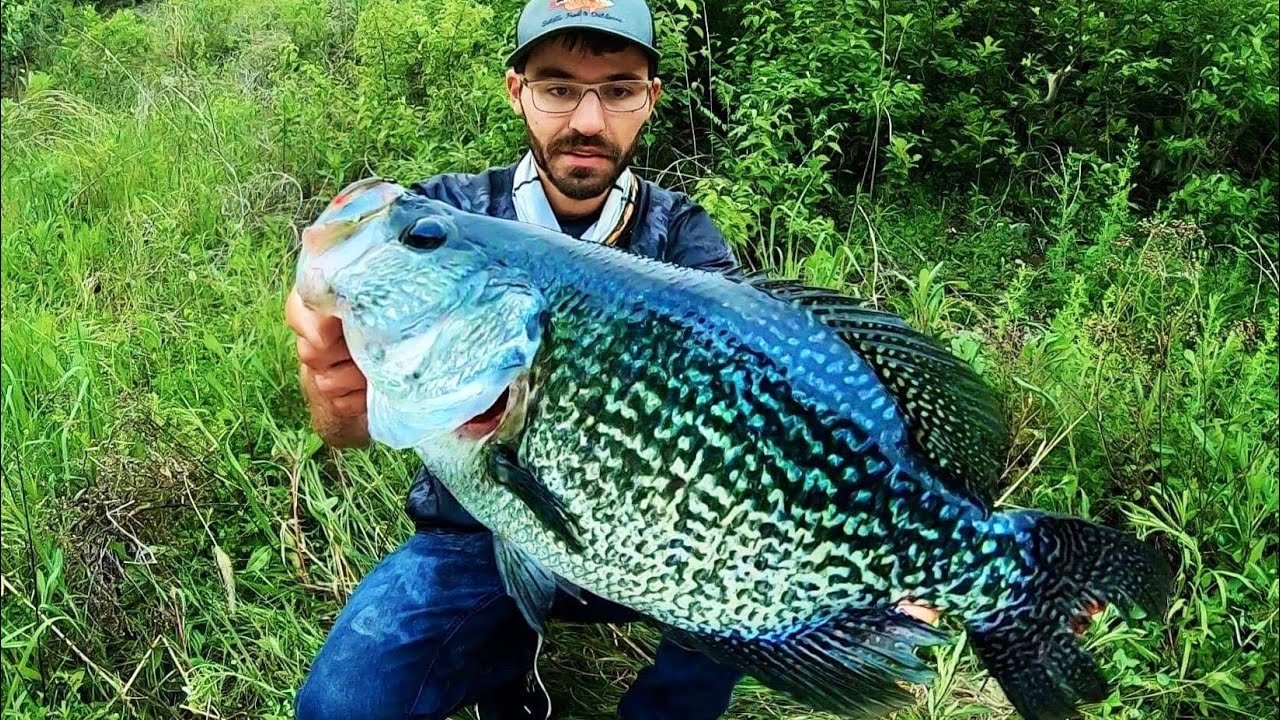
[[550, 133, 619, 159]]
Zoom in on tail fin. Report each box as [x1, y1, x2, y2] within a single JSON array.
[[968, 514, 1172, 720]]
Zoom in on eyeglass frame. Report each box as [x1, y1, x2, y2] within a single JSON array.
[[518, 76, 657, 115]]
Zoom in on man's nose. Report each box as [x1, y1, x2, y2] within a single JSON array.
[[568, 90, 606, 136]]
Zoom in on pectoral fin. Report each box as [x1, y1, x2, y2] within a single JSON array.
[[488, 444, 583, 552]]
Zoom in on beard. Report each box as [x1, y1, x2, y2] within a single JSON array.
[[526, 125, 641, 201]]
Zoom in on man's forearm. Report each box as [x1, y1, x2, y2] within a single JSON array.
[[300, 365, 371, 448]]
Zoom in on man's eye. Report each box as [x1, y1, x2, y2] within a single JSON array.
[[605, 84, 636, 99], [545, 85, 573, 97]]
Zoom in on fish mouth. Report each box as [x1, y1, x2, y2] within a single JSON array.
[[456, 370, 532, 442], [456, 384, 512, 440]]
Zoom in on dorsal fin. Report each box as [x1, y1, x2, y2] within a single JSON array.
[[749, 277, 1008, 507]]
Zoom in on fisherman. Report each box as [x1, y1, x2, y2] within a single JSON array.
[[286, 0, 747, 717]]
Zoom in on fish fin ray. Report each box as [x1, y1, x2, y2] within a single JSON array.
[[747, 276, 1008, 507], [493, 536, 555, 634], [968, 513, 1172, 720], [488, 444, 584, 552], [663, 607, 949, 718], [556, 578, 588, 604]]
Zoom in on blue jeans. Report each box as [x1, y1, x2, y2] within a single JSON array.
[[294, 528, 743, 719]]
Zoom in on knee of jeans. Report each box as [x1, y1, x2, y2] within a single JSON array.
[[294, 668, 452, 720], [293, 672, 348, 720]]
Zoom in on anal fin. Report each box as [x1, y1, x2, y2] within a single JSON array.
[[664, 607, 949, 718]]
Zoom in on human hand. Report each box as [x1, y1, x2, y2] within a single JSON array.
[[286, 286, 370, 444]]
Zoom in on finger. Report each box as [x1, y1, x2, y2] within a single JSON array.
[[286, 287, 345, 349], [285, 287, 315, 338], [314, 362, 368, 399], [895, 601, 941, 626], [311, 314, 345, 348], [296, 313, 344, 351], [330, 390, 368, 417], [296, 334, 353, 370]]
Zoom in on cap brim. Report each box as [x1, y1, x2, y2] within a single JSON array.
[[506, 26, 660, 69]]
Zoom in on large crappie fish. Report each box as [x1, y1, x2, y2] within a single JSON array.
[[296, 178, 1171, 720]]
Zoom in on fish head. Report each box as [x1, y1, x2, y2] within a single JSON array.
[[295, 177, 407, 309], [297, 184, 545, 452]]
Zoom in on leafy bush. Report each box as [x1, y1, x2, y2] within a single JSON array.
[[2, 0, 64, 89], [650, 0, 1279, 272]]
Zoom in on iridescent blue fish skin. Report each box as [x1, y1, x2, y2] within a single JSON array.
[[299, 185, 1172, 720]]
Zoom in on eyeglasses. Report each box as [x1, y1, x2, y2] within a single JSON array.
[[520, 77, 654, 114]]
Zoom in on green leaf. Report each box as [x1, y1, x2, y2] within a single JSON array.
[[245, 546, 273, 574]]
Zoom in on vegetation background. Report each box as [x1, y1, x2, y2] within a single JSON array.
[[1, 0, 1276, 717]]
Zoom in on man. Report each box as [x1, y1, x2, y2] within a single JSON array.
[[287, 1, 746, 718]]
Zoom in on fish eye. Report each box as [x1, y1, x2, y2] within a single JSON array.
[[401, 217, 449, 251]]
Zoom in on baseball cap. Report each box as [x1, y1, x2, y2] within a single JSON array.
[[507, 0, 660, 69]]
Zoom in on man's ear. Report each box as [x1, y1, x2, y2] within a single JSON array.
[[506, 69, 525, 116], [638, 78, 662, 125]]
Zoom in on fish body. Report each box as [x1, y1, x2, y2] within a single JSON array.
[[296, 179, 1171, 720], [429, 229, 1000, 629]]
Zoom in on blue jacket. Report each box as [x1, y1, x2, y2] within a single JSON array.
[[403, 160, 739, 528]]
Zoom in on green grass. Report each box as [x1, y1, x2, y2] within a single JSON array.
[[1, 1, 1276, 718]]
